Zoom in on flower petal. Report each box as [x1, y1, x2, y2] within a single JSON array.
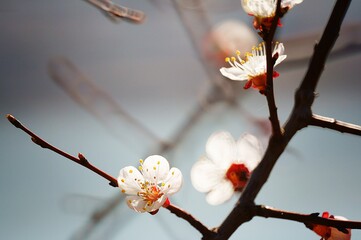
[[205, 131, 237, 169], [206, 179, 235, 205], [273, 42, 285, 56], [242, 0, 276, 17], [147, 195, 168, 212], [329, 216, 351, 240], [220, 67, 249, 81], [118, 166, 143, 195], [329, 228, 351, 240], [273, 43, 287, 67], [236, 134, 262, 171], [125, 195, 167, 213], [240, 0, 252, 14], [142, 155, 170, 183], [281, 0, 303, 8], [274, 54, 287, 67], [162, 167, 183, 195], [126, 196, 147, 213], [191, 156, 225, 192]]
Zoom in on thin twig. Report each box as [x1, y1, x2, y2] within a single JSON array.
[[165, 204, 214, 238], [6, 114, 118, 187], [264, 0, 282, 136], [310, 114, 361, 136], [254, 205, 361, 230]]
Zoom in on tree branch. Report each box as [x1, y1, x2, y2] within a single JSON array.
[[165, 204, 214, 239], [254, 205, 361, 230], [299, 0, 351, 93], [264, 0, 282, 137], [207, 1, 352, 239], [6, 114, 118, 187], [310, 114, 361, 136]]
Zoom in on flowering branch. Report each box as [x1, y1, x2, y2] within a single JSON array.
[[206, 1, 353, 239], [6, 114, 118, 187], [165, 204, 214, 238], [309, 114, 361, 136], [253, 205, 361, 230]]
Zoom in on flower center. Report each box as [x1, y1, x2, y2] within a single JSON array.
[[245, 71, 280, 94], [138, 182, 164, 205], [225, 163, 250, 191], [248, 73, 267, 91]]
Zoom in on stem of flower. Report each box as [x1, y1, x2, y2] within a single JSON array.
[[6, 114, 118, 187]]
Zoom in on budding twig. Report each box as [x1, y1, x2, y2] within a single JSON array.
[[6, 114, 118, 187], [254, 205, 361, 230]]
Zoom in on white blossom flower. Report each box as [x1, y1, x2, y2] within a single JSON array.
[[191, 131, 262, 205], [308, 212, 351, 240], [220, 42, 286, 93], [241, 0, 303, 30], [118, 155, 183, 213]]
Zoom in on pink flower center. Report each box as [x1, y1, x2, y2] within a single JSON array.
[[225, 163, 250, 191]]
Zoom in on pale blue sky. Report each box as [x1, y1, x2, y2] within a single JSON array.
[[1, 1, 361, 239]]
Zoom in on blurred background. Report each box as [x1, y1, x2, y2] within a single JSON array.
[[1, 0, 361, 239]]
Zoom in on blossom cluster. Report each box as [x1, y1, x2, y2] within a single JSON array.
[[115, 1, 353, 239]]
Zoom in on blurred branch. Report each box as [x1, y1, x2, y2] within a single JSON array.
[[6, 114, 118, 187], [85, 0, 145, 23], [48, 57, 168, 155], [309, 114, 361, 136], [170, 0, 237, 102]]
